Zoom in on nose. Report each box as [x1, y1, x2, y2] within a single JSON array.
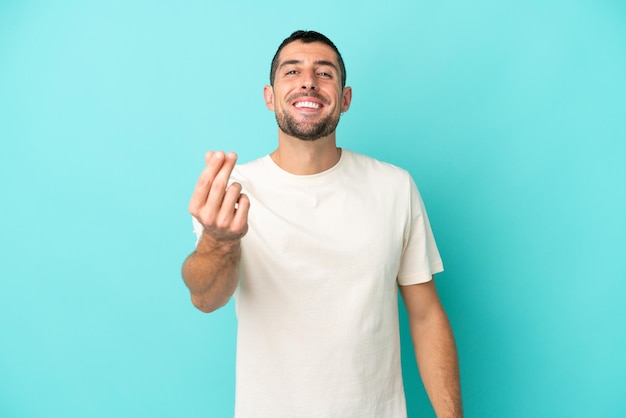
[[301, 71, 316, 90]]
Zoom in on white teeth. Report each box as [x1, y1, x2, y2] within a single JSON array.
[[294, 101, 321, 109]]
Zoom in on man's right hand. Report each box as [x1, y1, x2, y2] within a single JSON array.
[[189, 151, 250, 245]]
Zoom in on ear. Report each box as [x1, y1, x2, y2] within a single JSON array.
[[340, 86, 352, 113], [263, 85, 275, 111]]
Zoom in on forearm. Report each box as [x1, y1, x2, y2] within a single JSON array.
[[181, 233, 241, 313], [412, 308, 463, 418]]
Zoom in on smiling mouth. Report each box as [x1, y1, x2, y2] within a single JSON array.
[[294, 101, 322, 109]]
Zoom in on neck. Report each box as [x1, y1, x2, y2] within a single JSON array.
[[271, 131, 341, 175]]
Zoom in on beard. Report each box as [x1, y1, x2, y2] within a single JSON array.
[[275, 108, 340, 141]]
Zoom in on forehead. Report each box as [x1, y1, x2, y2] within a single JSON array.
[[277, 41, 339, 67]]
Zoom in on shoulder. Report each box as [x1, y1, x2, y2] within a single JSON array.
[[342, 149, 412, 184], [231, 155, 269, 183]]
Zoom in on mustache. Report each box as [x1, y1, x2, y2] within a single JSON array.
[[287, 92, 329, 105]]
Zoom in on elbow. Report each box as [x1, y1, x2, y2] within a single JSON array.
[[193, 301, 216, 314], [191, 293, 228, 313]]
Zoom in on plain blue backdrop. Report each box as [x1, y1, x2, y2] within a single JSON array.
[[1, 0, 625, 417]]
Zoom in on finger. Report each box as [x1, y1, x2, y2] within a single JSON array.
[[211, 152, 237, 192], [206, 152, 238, 210], [189, 151, 227, 214], [231, 193, 250, 234], [203, 151, 230, 188], [216, 182, 243, 228], [204, 150, 215, 165]]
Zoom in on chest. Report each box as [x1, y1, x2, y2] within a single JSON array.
[[242, 181, 408, 273]]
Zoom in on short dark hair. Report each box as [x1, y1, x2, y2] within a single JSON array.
[[269, 30, 347, 88]]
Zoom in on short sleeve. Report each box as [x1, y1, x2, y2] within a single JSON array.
[[192, 216, 203, 247], [396, 176, 444, 286]]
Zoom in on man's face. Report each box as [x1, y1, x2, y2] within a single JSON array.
[[264, 41, 352, 141]]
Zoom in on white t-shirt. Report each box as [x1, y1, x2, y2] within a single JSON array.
[[193, 150, 443, 418]]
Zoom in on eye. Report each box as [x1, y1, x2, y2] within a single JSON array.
[[318, 71, 332, 78], [286, 69, 298, 75]]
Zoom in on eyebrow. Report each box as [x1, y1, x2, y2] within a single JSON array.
[[279, 59, 339, 73]]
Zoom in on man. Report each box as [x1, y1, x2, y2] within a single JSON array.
[[182, 30, 462, 418]]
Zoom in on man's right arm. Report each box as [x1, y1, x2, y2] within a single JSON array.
[[181, 151, 250, 313]]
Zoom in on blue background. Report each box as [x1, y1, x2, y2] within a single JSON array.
[[1, 1, 625, 417]]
